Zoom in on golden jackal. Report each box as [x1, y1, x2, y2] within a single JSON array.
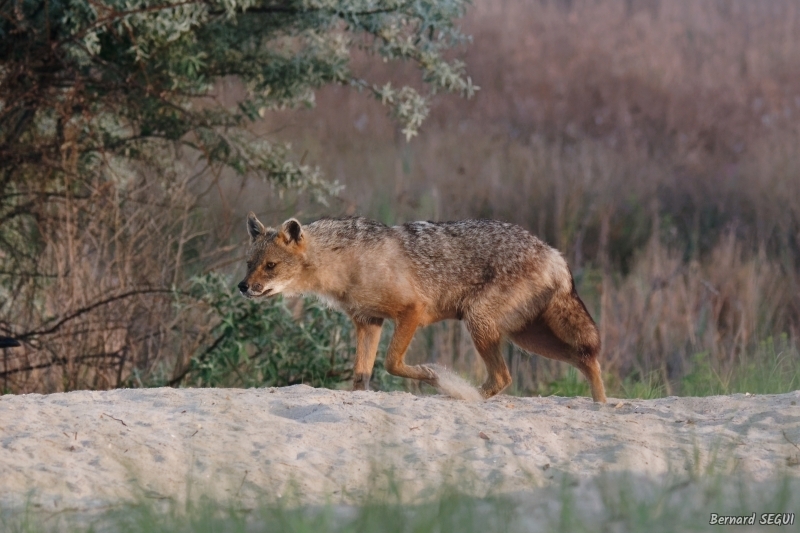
[[238, 214, 606, 402]]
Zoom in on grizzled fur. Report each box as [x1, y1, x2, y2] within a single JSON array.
[[239, 214, 606, 402]]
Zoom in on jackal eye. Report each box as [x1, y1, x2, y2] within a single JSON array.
[[265, 262, 276, 270]]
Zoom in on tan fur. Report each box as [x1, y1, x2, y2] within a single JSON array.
[[239, 214, 606, 402]]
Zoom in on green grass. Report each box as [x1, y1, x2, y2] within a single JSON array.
[[618, 371, 667, 400], [391, 334, 800, 401], [543, 366, 592, 399], [681, 336, 800, 397], [496, 337, 800, 401], [3, 471, 797, 533], [569, 335, 800, 401]]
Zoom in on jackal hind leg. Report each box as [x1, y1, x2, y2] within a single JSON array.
[[470, 332, 512, 399], [352, 317, 384, 391], [510, 317, 606, 403], [383, 308, 438, 386]]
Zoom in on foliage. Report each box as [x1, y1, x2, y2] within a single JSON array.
[[536, 334, 800, 400], [165, 272, 397, 389], [618, 371, 666, 400], [3, 471, 799, 532], [681, 335, 800, 397], [3, 0, 798, 397], [0, 0, 475, 190], [0, 0, 475, 392], [541, 366, 590, 399], [266, 0, 800, 398]]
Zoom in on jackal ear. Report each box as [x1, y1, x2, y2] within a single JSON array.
[[279, 218, 303, 245], [247, 212, 266, 241]]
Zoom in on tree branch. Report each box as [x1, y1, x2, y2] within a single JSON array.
[[18, 288, 181, 340]]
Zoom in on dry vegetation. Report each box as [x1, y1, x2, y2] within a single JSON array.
[[256, 0, 800, 394], [2, 0, 799, 396], [0, 162, 235, 392]]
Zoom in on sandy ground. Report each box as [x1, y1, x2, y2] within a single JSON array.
[[1, 386, 799, 519]]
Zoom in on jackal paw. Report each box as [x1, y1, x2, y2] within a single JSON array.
[[352, 373, 371, 391], [478, 384, 503, 399], [419, 364, 439, 385]]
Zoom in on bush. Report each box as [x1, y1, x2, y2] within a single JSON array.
[[0, 0, 475, 394], [163, 273, 405, 391]]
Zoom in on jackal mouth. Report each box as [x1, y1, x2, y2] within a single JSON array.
[[241, 288, 272, 299]]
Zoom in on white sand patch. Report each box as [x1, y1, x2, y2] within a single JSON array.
[[0, 386, 798, 517], [426, 363, 484, 402]]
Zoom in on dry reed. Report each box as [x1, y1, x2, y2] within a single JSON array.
[[3, 0, 799, 395]]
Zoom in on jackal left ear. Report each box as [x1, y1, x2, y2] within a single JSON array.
[[280, 218, 303, 245], [247, 212, 266, 242]]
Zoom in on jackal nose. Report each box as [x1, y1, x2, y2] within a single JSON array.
[[237, 281, 248, 293]]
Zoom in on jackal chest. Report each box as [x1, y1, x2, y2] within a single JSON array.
[[313, 291, 394, 320]]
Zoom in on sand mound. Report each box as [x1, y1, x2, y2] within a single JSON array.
[[1, 386, 798, 517]]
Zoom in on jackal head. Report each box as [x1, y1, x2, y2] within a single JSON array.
[[238, 212, 306, 299]]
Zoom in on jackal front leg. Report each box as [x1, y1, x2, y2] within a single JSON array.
[[383, 308, 438, 386], [352, 317, 384, 391]]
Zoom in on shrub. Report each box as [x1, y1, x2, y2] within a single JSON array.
[[164, 273, 404, 391]]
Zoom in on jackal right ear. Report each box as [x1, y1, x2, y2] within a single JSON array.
[[279, 218, 303, 245], [247, 212, 266, 241]]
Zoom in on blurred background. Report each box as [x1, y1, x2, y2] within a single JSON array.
[[3, 0, 799, 397], [248, 0, 800, 397]]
